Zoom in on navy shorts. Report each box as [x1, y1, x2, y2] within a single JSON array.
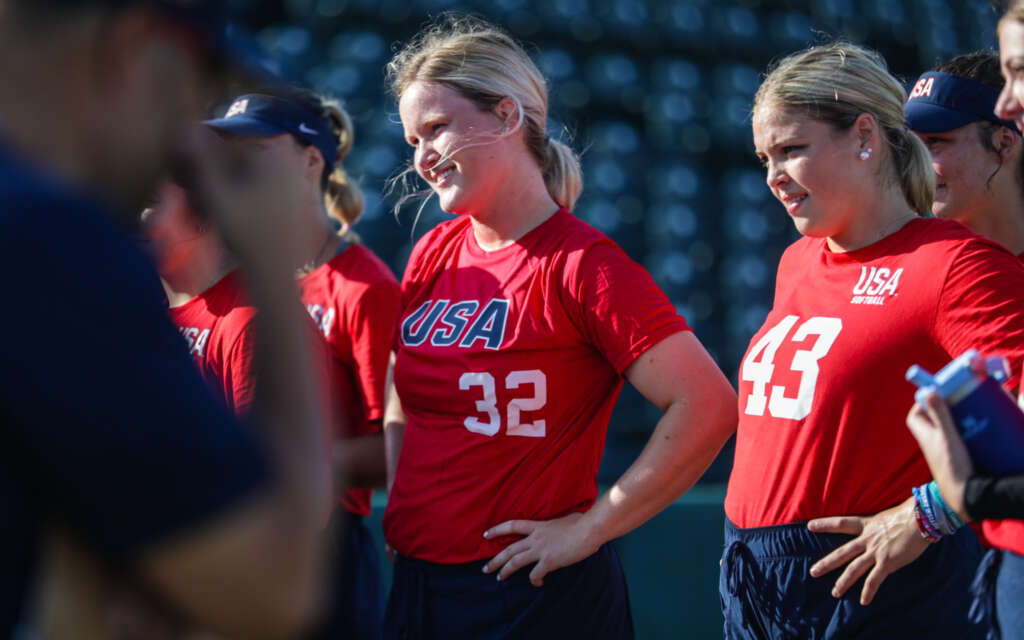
[[383, 541, 634, 640], [972, 548, 1024, 640], [306, 508, 383, 640], [719, 518, 985, 639]]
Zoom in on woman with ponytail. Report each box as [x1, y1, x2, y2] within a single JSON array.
[[721, 42, 1024, 638], [380, 15, 737, 639], [205, 88, 400, 640]]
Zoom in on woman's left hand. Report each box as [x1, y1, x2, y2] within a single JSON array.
[[481, 512, 600, 587], [806, 498, 930, 605]]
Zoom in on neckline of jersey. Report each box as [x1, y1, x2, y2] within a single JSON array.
[[819, 216, 927, 265], [463, 207, 569, 258]]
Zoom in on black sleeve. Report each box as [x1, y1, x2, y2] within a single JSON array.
[[964, 474, 1024, 521]]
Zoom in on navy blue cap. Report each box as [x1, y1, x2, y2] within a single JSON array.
[[905, 71, 1018, 133], [204, 94, 339, 170]]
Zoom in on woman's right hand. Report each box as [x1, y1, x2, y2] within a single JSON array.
[[172, 126, 307, 273], [905, 391, 974, 522]]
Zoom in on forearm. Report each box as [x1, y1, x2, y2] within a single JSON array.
[[383, 354, 405, 495], [333, 431, 386, 489], [245, 267, 331, 529], [580, 398, 735, 547], [965, 474, 1024, 521]]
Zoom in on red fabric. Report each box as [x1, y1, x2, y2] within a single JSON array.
[[168, 271, 257, 416], [383, 208, 690, 563], [300, 243, 401, 517], [726, 218, 1024, 528]]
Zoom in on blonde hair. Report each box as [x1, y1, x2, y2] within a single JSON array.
[[1003, 0, 1024, 27], [386, 14, 582, 209], [754, 42, 934, 216]]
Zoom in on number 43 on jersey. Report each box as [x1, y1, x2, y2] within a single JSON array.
[[741, 315, 842, 420]]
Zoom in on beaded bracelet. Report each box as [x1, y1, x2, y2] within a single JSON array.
[[927, 481, 965, 530], [913, 503, 941, 543]]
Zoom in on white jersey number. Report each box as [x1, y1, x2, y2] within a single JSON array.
[[458, 369, 547, 437], [741, 315, 843, 420]]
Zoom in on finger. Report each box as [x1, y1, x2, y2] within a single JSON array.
[[830, 552, 875, 599], [529, 559, 553, 587], [807, 517, 864, 535], [809, 539, 866, 577], [482, 540, 530, 574], [484, 520, 538, 540], [922, 392, 956, 436], [859, 562, 891, 605], [497, 548, 539, 581]]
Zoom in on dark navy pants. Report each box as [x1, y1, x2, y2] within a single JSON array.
[[383, 542, 634, 640], [307, 508, 383, 640], [972, 548, 1024, 640], [720, 518, 985, 639]]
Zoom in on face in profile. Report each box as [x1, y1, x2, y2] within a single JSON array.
[[913, 123, 1002, 224], [753, 106, 863, 243], [997, 19, 1024, 132], [398, 81, 513, 215], [139, 182, 204, 277]]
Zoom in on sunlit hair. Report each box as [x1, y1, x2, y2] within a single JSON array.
[[385, 14, 582, 215], [268, 86, 364, 229], [1003, 0, 1024, 27], [753, 42, 934, 216]]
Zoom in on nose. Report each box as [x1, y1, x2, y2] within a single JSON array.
[[765, 160, 788, 190], [415, 141, 441, 177], [995, 81, 1021, 122]]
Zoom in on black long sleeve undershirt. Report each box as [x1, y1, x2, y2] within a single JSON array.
[[964, 474, 1024, 521]]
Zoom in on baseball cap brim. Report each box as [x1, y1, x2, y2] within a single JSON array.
[[905, 101, 980, 133], [203, 116, 288, 138]]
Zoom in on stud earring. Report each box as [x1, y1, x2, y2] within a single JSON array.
[[859, 148, 872, 160]]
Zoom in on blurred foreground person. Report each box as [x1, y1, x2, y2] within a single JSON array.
[[205, 88, 400, 639], [0, 2, 333, 638]]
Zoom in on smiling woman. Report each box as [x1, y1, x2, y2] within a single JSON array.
[[721, 42, 1024, 639], [379, 14, 737, 640]]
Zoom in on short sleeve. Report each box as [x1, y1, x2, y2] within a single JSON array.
[[221, 317, 258, 416], [0, 213, 270, 561], [570, 242, 691, 374], [935, 240, 1024, 390], [348, 277, 402, 427]]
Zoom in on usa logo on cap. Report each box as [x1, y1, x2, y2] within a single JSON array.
[[225, 98, 249, 118]]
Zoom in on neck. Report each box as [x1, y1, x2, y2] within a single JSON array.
[[161, 242, 236, 307], [468, 168, 560, 251], [962, 187, 1024, 256], [826, 185, 917, 253], [297, 202, 339, 274]]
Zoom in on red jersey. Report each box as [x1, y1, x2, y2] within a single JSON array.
[[299, 242, 401, 517], [726, 218, 1024, 529], [383, 208, 690, 563], [168, 271, 257, 415]]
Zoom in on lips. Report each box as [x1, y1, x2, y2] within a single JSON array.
[[427, 164, 456, 186], [779, 192, 807, 213]]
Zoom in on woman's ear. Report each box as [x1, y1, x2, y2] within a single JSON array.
[[852, 112, 879, 155], [994, 125, 1020, 163], [494, 97, 519, 133]]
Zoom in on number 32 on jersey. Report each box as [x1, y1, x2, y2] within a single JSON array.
[[741, 315, 842, 420], [459, 370, 546, 437]]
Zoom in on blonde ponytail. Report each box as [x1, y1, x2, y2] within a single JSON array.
[[321, 100, 364, 225]]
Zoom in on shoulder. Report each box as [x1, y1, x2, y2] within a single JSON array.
[[328, 244, 400, 287]]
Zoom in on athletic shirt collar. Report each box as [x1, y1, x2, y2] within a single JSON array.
[[819, 217, 927, 266], [463, 207, 570, 259]]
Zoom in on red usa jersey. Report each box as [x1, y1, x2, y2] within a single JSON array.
[[299, 243, 401, 517], [383, 208, 690, 563], [726, 218, 1024, 528], [168, 270, 257, 415]]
